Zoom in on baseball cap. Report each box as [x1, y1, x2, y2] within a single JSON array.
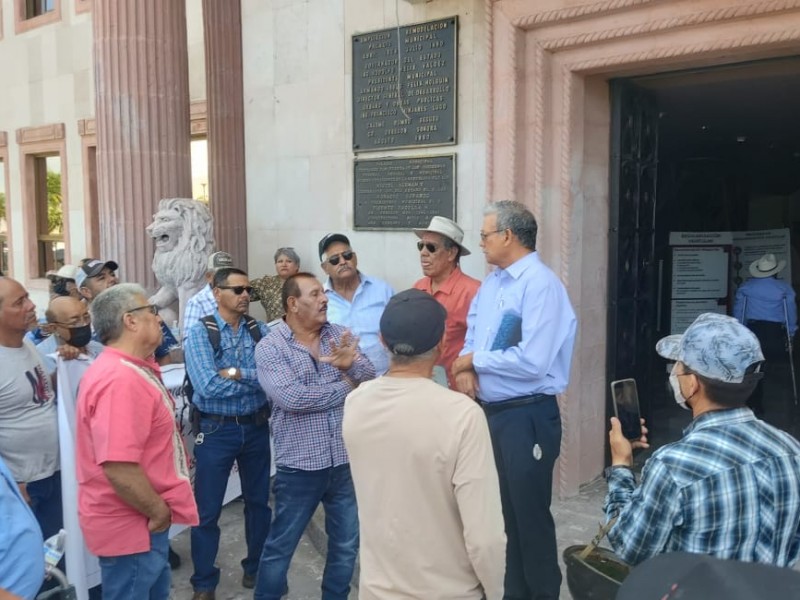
[[207, 251, 234, 271], [655, 313, 764, 383], [76, 259, 119, 288], [380, 289, 447, 356], [318, 233, 351, 261], [47, 264, 79, 281]]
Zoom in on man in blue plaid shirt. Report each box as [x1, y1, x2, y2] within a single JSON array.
[[184, 267, 272, 600], [604, 313, 800, 567], [253, 272, 376, 600]]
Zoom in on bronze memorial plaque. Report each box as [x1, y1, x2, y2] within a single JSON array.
[[354, 155, 456, 230], [352, 17, 457, 152]]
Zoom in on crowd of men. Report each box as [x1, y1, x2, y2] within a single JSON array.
[[2, 199, 800, 600]]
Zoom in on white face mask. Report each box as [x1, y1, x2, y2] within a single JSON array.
[[669, 371, 691, 411]]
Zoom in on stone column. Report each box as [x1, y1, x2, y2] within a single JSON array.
[[203, 0, 248, 270], [94, 0, 192, 288]]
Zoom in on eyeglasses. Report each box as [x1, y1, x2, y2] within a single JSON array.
[[127, 304, 159, 315], [326, 250, 355, 266], [416, 241, 440, 253], [217, 285, 253, 295], [479, 229, 506, 242]]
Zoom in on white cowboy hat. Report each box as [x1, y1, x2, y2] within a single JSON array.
[[749, 253, 786, 278], [413, 216, 471, 256]]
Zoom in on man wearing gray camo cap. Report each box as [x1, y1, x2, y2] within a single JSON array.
[[601, 313, 800, 567]]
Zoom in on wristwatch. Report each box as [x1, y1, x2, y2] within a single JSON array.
[[227, 367, 237, 378], [603, 465, 633, 481]]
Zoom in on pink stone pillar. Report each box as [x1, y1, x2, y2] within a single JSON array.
[[203, 0, 248, 270], [93, 0, 192, 288]]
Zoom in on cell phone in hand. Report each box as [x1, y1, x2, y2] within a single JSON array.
[[610, 378, 642, 440]]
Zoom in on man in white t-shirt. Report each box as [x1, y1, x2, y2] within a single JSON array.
[[0, 277, 60, 543], [343, 289, 506, 600]]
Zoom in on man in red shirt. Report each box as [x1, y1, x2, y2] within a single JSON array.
[[76, 283, 198, 600], [413, 216, 481, 389]]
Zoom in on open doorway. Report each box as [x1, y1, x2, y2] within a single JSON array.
[[609, 56, 800, 448]]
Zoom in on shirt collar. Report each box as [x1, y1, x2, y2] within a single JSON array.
[[323, 272, 367, 294], [276, 319, 334, 342], [104, 346, 162, 376], [420, 266, 464, 296], [496, 251, 538, 280], [683, 407, 755, 436]]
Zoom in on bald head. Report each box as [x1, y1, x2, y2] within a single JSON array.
[[46, 295, 88, 324], [0, 277, 37, 345]]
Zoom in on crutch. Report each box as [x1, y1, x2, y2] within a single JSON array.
[[782, 297, 798, 405]]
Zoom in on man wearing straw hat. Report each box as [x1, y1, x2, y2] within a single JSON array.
[[733, 252, 797, 414], [413, 216, 481, 389]]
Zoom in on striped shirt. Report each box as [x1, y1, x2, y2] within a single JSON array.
[[184, 311, 270, 416], [605, 408, 800, 566], [324, 273, 394, 375], [255, 320, 375, 470]]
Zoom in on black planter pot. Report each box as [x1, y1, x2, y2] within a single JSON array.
[[563, 544, 631, 600]]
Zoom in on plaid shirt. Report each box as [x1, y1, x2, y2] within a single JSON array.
[[182, 284, 217, 343], [605, 408, 800, 566], [255, 320, 376, 470], [184, 311, 270, 416]]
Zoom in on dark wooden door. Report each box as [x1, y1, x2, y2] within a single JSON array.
[[607, 81, 660, 423]]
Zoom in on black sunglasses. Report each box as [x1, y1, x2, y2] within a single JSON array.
[[217, 285, 253, 295], [127, 304, 159, 315], [416, 241, 440, 253], [326, 250, 355, 266]]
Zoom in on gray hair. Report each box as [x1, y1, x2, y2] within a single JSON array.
[[90, 283, 147, 344], [389, 347, 438, 367], [274, 247, 300, 266], [484, 200, 538, 251]]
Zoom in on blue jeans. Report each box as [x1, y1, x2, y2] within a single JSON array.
[[98, 531, 170, 600], [190, 418, 272, 592], [254, 464, 359, 600], [27, 471, 63, 540]]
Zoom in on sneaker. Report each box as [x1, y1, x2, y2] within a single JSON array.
[[191, 591, 215, 600]]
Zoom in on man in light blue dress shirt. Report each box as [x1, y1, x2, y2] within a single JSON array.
[[453, 200, 577, 600], [319, 233, 394, 375]]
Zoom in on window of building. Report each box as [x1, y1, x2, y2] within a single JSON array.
[[0, 155, 9, 275], [15, 0, 61, 33], [32, 155, 65, 275]]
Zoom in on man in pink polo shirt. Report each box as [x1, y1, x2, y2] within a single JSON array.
[[76, 283, 198, 600], [413, 216, 481, 389]]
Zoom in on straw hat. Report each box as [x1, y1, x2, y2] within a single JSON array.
[[749, 253, 786, 278], [413, 216, 471, 256]]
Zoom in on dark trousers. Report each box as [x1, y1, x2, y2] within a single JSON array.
[[746, 320, 791, 416], [485, 397, 562, 600]]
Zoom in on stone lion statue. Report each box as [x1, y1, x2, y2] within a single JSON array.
[[146, 198, 214, 331]]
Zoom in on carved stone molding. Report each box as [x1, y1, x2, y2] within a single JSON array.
[[77, 118, 96, 137], [539, 0, 800, 50], [511, 0, 659, 29], [16, 123, 66, 145], [190, 100, 208, 137]]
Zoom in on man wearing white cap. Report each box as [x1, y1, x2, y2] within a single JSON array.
[[413, 216, 481, 389], [76, 258, 119, 303], [733, 253, 797, 414], [604, 313, 800, 567]]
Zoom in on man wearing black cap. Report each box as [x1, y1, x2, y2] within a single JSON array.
[[76, 258, 119, 303], [318, 233, 394, 375], [343, 289, 506, 600]]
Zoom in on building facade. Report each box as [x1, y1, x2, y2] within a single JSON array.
[[3, 0, 800, 494]]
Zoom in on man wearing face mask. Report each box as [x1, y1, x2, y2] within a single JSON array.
[[603, 313, 800, 567], [37, 295, 104, 377]]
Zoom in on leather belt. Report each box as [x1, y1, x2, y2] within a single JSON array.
[[198, 406, 269, 425], [480, 393, 555, 415]]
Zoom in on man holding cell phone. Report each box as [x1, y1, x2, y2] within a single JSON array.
[[604, 313, 800, 568]]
